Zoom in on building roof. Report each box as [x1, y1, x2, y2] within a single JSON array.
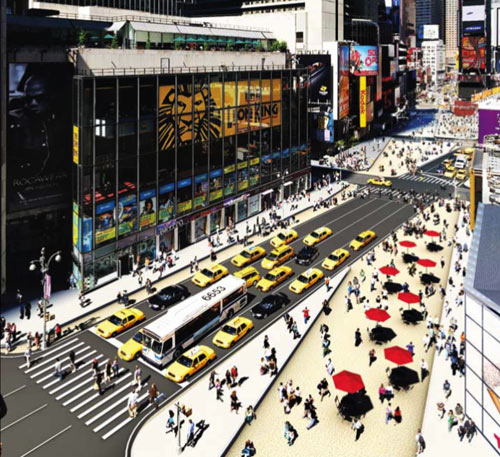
[[466, 203, 500, 313], [8, 14, 112, 31]]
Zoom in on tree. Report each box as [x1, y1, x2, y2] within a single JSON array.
[[111, 33, 119, 49], [269, 41, 279, 52], [278, 41, 288, 52], [145, 37, 151, 50], [256, 41, 265, 52], [78, 29, 88, 47]]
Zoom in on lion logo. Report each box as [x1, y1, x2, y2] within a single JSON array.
[[159, 83, 221, 150]]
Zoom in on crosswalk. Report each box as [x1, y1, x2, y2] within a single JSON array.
[[357, 185, 439, 204], [20, 338, 156, 441], [399, 173, 451, 186]]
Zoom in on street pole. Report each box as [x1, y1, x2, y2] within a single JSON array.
[[29, 247, 62, 350], [175, 402, 182, 454]]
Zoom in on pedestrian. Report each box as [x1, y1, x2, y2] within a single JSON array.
[[145, 278, 153, 294], [149, 383, 159, 409], [112, 357, 119, 378], [166, 410, 176, 434], [34, 331, 40, 350], [54, 358, 63, 381], [25, 301, 31, 320], [466, 420, 477, 442], [325, 358, 335, 376], [225, 369, 233, 387], [345, 295, 353, 312], [17, 290, 24, 319], [385, 403, 393, 424], [369, 348, 377, 366], [443, 379, 452, 399], [393, 406, 402, 424], [69, 350, 77, 373], [302, 307, 310, 324], [230, 365, 239, 385], [209, 370, 217, 390], [127, 388, 139, 418], [436, 401, 445, 419], [420, 359, 429, 381], [245, 405, 256, 425], [306, 407, 319, 430], [230, 390, 241, 414], [104, 359, 112, 383], [54, 323, 62, 340], [133, 365, 142, 388], [440, 255, 445, 268], [26, 331, 34, 349], [354, 328, 362, 347], [263, 335, 270, 350], [324, 276, 330, 292], [216, 378, 224, 402], [317, 378, 331, 401], [185, 419, 195, 448], [24, 347, 32, 369], [416, 429, 426, 454], [447, 410, 457, 432], [352, 418, 364, 441]]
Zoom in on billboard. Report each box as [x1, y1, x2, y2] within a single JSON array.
[[296, 54, 332, 104], [350, 46, 379, 76], [418, 25, 440, 40], [462, 5, 485, 22], [314, 112, 334, 143], [359, 76, 367, 128], [478, 108, 500, 145], [338, 45, 350, 119], [7, 63, 73, 212], [461, 36, 486, 70], [463, 21, 485, 35], [159, 78, 281, 151]]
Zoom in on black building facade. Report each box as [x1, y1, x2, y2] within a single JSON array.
[[72, 68, 310, 291]]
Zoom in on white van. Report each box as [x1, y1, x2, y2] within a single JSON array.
[[454, 155, 468, 170]]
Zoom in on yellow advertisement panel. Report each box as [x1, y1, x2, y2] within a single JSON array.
[[159, 79, 281, 150], [73, 126, 79, 164], [359, 77, 367, 128]]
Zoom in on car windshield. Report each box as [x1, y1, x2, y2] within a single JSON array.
[[108, 315, 122, 326], [264, 273, 277, 281], [297, 275, 309, 283], [310, 232, 320, 238], [277, 233, 287, 240], [299, 248, 312, 256], [259, 301, 274, 309], [132, 332, 143, 343], [159, 291, 172, 300], [266, 253, 278, 260], [240, 250, 252, 259], [355, 236, 364, 242], [328, 254, 339, 261], [221, 325, 237, 335], [177, 356, 193, 367], [200, 268, 214, 277]]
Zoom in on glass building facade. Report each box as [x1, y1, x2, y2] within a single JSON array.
[[72, 68, 309, 291]]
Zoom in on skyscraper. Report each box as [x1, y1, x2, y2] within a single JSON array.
[[416, 0, 444, 42], [445, 0, 458, 65]]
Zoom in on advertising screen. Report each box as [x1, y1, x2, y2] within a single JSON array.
[[159, 78, 281, 151], [463, 21, 485, 35], [462, 5, 485, 22], [339, 45, 350, 119], [95, 201, 116, 245], [478, 108, 500, 145], [158, 183, 175, 222], [419, 25, 440, 40], [139, 189, 157, 229], [296, 54, 332, 104], [118, 195, 137, 236], [461, 37, 486, 70], [7, 63, 73, 212], [350, 46, 379, 76]]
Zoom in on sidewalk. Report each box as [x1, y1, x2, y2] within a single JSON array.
[[128, 268, 349, 457], [1, 182, 348, 353], [420, 206, 493, 456]]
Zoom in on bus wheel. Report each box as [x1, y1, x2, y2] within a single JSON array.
[[227, 309, 235, 319], [174, 347, 182, 359]]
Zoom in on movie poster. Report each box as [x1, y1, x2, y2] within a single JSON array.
[[139, 189, 157, 229], [339, 45, 350, 120], [296, 54, 332, 104], [118, 194, 138, 236], [158, 183, 175, 222], [350, 46, 379, 76], [95, 201, 116, 245], [7, 63, 73, 212]]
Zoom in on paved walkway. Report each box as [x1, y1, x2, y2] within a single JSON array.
[[1, 182, 348, 353], [420, 206, 493, 456], [129, 269, 349, 457]]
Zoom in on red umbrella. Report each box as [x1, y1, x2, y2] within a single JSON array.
[[332, 370, 365, 394], [379, 266, 400, 276], [424, 230, 440, 237], [384, 346, 413, 365], [417, 258, 436, 273], [365, 308, 391, 322], [399, 240, 416, 248], [398, 292, 420, 305]]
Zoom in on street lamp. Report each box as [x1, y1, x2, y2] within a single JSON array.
[[29, 247, 62, 350]]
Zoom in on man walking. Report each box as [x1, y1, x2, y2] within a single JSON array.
[[127, 388, 139, 418], [17, 290, 24, 319], [68, 350, 77, 373], [416, 428, 426, 454], [352, 419, 364, 441], [24, 347, 32, 369], [354, 328, 363, 347], [54, 358, 63, 381], [186, 419, 195, 448]]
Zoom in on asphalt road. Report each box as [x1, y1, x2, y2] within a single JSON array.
[[0, 195, 416, 457]]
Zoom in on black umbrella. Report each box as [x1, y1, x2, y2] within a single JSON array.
[[402, 253, 419, 264], [338, 392, 373, 421], [389, 366, 419, 388], [402, 309, 423, 324], [384, 281, 403, 294], [427, 242, 444, 252], [370, 326, 397, 343], [420, 273, 440, 285]]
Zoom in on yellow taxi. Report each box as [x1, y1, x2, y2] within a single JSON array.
[[191, 264, 228, 287], [234, 266, 260, 287], [367, 177, 392, 187], [303, 226, 333, 247], [231, 246, 266, 268], [443, 159, 454, 169], [261, 245, 295, 270], [322, 248, 350, 271], [96, 308, 145, 339], [270, 229, 298, 248], [456, 169, 467, 180], [212, 316, 254, 348], [165, 345, 216, 383], [460, 147, 474, 156], [256, 265, 293, 292], [349, 230, 376, 251], [444, 167, 457, 178], [289, 268, 324, 294], [118, 331, 144, 361]]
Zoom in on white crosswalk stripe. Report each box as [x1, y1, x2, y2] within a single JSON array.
[[36, 348, 95, 384], [25, 342, 85, 375], [75, 378, 134, 417], [101, 402, 154, 440], [46, 355, 103, 392], [19, 338, 79, 369]]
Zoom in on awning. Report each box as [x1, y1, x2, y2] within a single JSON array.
[[129, 21, 178, 34], [261, 189, 274, 196], [107, 21, 126, 32], [284, 181, 293, 186]]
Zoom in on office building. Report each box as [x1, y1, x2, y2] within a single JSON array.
[[422, 38, 446, 83], [445, 0, 459, 65]]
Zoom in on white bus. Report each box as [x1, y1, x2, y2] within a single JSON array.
[[141, 275, 247, 367]]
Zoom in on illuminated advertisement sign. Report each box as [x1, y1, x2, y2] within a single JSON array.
[[462, 5, 485, 22], [296, 54, 332, 104], [478, 108, 500, 144], [95, 200, 116, 245], [350, 46, 379, 76], [359, 77, 367, 128], [339, 45, 350, 119], [376, 46, 382, 102], [463, 21, 485, 35], [461, 36, 486, 70], [159, 79, 281, 151], [73, 126, 79, 164]]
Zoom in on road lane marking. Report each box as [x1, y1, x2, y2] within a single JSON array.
[[26, 342, 85, 376], [18, 338, 79, 369], [35, 348, 94, 383], [101, 402, 153, 440], [19, 425, 72, 457], [1, 404, 47, 432], [45, 354, 103, 391], [3, 385, 26, 398], [69, 372, 132, 413]]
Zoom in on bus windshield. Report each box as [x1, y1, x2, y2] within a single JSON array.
[[143, 334, 163, 354]]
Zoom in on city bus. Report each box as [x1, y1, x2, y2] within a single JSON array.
[[141, 275, 247, 367]]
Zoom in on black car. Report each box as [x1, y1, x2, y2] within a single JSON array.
[[251, 292, 289, 319], [148, 285, 189, 310], [295, 246, 319, 266]]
